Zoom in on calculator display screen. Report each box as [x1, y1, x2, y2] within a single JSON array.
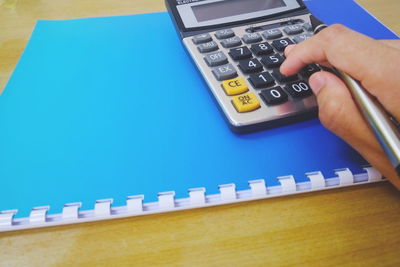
[[192, 0, 286, 23], [176, 0, 301, 29]]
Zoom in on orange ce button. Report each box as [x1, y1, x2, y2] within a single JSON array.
[[222, 77, 249, 95]]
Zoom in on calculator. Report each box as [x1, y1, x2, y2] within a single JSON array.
[[166, 0, 320, 133]]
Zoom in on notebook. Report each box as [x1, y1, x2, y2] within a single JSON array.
[[0, 0, 398, 232]]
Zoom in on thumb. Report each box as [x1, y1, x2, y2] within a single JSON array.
[[309, 71, 364, 140], [310, 71, 400, 188]]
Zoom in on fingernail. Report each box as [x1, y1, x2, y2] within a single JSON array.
[[284, 44, 296, 55], [309, 73, 326, 95]]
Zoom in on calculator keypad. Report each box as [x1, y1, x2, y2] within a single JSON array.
[[283, 25, 304, 35], [198, 41, 218, 53], [204, 51, 228, 67], [231, 92, 261, 113], [222, 77, 249, 96], [262, 29, 283, 40], [261, 54, 285, 68], [215, 29, 235, 39], [221, 36, 242, 48], [238, 58, 263, 74], [229, 46, 252, 60], [192, 33, 212, 44], [184, 15, 319, 130], [251, 42, 273, 56], [260, 87, 288, 105], [249, 72, 275, 89], [212, 63, 238, 81], [271, 38, 294, 52], [242, 33, 262, 44]]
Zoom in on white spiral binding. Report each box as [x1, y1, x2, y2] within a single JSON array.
[[127, 195, 144, 213], [95, 199, 113, 216], [0, 210, 17, 227], [277, 176, 296, 193], [363, 167, 382, 182], [306, 171, 326, 190], [248, 179, 267, 197], [336, 168, 354, 186], [0, 167, 384, 232], [219, 184, 237, 201], [189, 188, 206, 206], [63, 202, 81, 220], [158, 191, 175, 210], [30, 206, 49, 224]]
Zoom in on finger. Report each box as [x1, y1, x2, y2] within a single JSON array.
[[379, 39, 400, 50], [281, 25, 383, 80], [281, 24, 400, 120], [310, 71, 400, 188], [283, 44, 296, 56]]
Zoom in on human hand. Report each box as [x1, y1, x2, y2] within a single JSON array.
[[280, 24, 400, 189]]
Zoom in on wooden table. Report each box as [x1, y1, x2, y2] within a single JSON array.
[[1, 1, 399, 266]]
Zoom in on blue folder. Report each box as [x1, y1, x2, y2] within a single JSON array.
[[0, 0, 397, 223]]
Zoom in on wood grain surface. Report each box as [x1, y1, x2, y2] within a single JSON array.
[[0, 1, 399, 266]]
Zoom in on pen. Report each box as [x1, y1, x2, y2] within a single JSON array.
[[310, 15, 400, 177]]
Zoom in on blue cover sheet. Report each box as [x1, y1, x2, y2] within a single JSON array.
[[0, 0, 397, 217]]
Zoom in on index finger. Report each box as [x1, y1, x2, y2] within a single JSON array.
[[280, 24, 387, 82], [280, 24, 400, 121]]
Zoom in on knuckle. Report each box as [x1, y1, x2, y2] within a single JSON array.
[[319, 24, 348, 43]]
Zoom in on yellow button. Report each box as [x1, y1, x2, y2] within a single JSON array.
[[222, 77, 248, 95], [232, 92, 261, 113]]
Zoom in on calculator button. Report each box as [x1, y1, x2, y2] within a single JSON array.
[[261, 54, 285, 68], [283, 25, 304, 35], [293, 33, 312, 43], [242, 33, 262, 44], [260, 87, 288, 105], [250, 42, 273, 56], [198, 41, 218, 53], [222, 77, 249, 96], [285, 81, 313, 98], [221, 36, 242, 48], [271, 38, 294, 52], [303, 23, 313, 32], [232, 92, 261, 113], [249, 72, 275, 88], [238, 58, 263, 74], [229, 46, 252, 60], [204, 51, 228, 67], [212, 63, 238, 81], [215, 29, 235, 39], [262, 29, 283, 40], [300, 64, 320, 78], [320, 66, 338, 75], [271, 69, 298, 83], [192, 33, 212, 44]]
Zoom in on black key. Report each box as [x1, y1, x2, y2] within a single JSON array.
[[249, 72, 275, 88], [250, 42, 273, 56], [271, 69, 298, 82], [320, 66, 339, 76], [260, 87, 288, 105], [261, 53, 285, 68], [300, 64, 320, 78], [271, 38, 294, 52], [238, 58, 263, 74], [229, 46, 252, 60], [285, 81, 313, 98]]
